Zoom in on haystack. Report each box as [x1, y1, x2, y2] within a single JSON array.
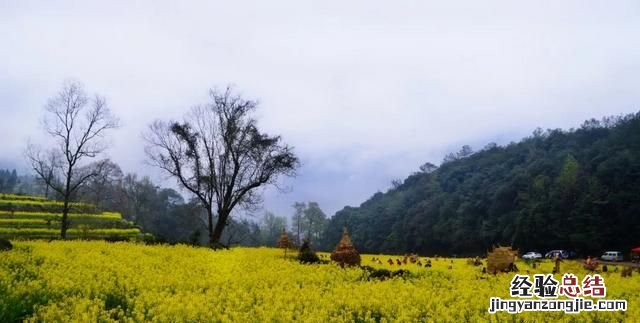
[[487, 246, 518, 274], [276, 228, 291, 248], [331, 227, 361, 267], [584, 261, 598, 272]]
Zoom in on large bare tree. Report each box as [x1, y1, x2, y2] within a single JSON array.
[[79, 159, 123, 208], [144, 87, 299, 248], [26, 81, 119, 238]]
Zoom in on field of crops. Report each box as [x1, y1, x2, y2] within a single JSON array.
[[0, 194, 142, 241], [1, 241, 638, 322], [0, 194, 96, 213]]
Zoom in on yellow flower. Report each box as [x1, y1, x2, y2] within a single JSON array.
[[0, 241, 636, 322]]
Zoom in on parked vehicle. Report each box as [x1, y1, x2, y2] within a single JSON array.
[[631, 246, 640, 263], [600, 251, 624, 262], [522, 252, 542, 260], [545, 250, 569, 259]]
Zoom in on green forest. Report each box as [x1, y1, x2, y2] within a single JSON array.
[[320, 113, 640, 256]]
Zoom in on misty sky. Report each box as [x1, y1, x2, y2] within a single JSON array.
[[1, 1, 639, 219]]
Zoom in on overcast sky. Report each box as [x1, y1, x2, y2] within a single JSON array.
[[1, 1, 639, 219]]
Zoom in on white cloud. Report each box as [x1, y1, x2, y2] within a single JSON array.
[[1, 0, 639, 217]]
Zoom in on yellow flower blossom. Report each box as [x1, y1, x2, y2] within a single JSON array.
[[0, 241, 637, 322]]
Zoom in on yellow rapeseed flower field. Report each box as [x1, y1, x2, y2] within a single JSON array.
[[1, 241, 638, 322]]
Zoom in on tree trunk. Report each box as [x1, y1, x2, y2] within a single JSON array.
[[296, 220, 300, 247], [207, 207, 214, 245], [61, 165, 73, 239], [61, 199, 69, 239], [44, 171, 52, 199], [95, 189, 101, 209], [210, 210, 229, 249]]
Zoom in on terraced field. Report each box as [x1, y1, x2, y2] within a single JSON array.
[[0, 194, 144, 241]]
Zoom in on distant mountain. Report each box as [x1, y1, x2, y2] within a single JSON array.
[[320, 113, 640, 256], [0, 159, 19, 171]]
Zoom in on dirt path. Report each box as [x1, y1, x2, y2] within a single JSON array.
[[580, 259, 640, 268]]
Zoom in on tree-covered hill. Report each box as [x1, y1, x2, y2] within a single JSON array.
[[321, 113, 640, 256]]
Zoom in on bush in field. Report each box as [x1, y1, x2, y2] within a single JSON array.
[[0, 238, 11, 251], [104, 235, 131, 243], [361, 266, 410, 281], [297, 239, 320, 264]]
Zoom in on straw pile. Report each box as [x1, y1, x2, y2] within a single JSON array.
[[330, 227, 361, 267], [276, 228, 291, 249], [487, 246, 517, 273]]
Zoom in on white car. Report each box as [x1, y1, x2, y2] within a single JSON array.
[[600, 251, 623, 262], [522, 252, 542, 260]]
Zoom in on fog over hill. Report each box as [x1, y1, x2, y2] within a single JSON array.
[[1, 1, 639, 219]]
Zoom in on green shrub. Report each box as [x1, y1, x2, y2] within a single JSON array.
[[361, 266, 410, 281], [297, 240, 320, 264], [0, 238, 12, 251]]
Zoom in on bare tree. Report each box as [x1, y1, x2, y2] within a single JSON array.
[[116, 174, 157, 226], [26, 81, 119, 238], [79, 159, 123, 208], [34, 153, 58, 199], [144, 87, 299, 248]]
